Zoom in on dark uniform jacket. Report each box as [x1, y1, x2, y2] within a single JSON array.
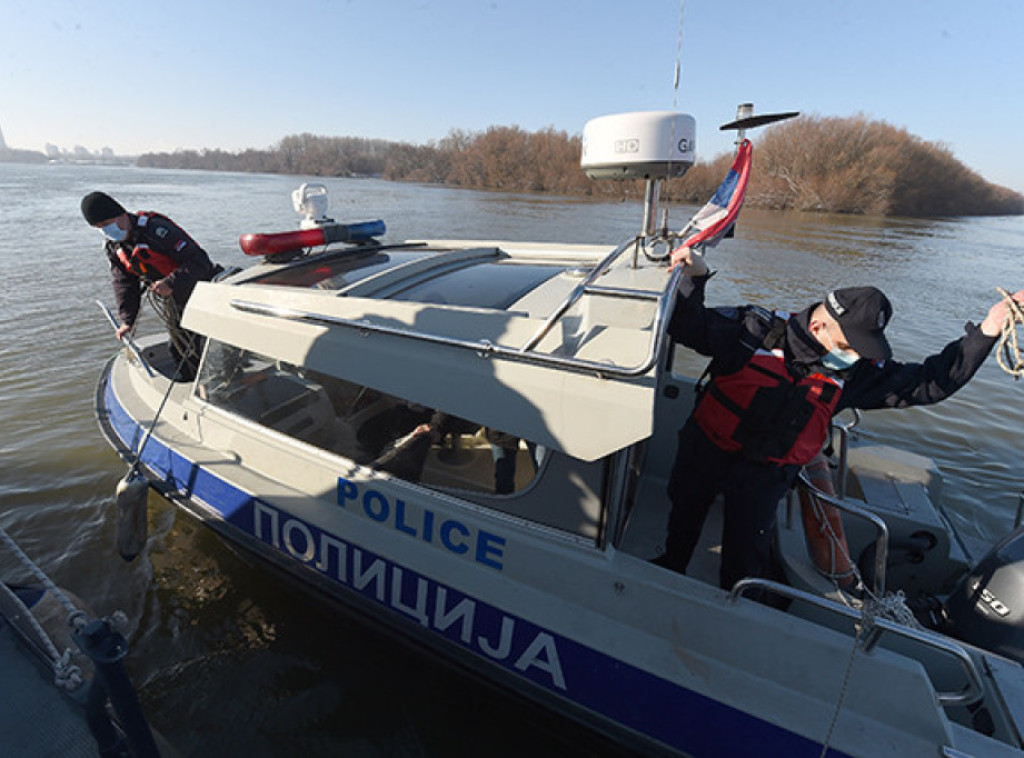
[[105, 211, 220, 328], [670, 273, 997, 424]]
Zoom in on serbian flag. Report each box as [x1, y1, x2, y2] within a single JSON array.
[[678, 138, 752, 249]]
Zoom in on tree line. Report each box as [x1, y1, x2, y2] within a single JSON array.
[[137, 115, 1024, 218]]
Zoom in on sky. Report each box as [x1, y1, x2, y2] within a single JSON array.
[[2, 0, 1023, 193]]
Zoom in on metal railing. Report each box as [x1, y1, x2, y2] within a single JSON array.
[[730, 578, 984, 708], [831, 409, 862, 500], [794, 408, 893, 595], [794, 471, 891, 597], [520, 236, 668, 352]]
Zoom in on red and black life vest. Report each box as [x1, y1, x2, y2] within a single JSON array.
[[693, 309, 843, 465], [116, 244, 178, 280], [114, 213, 180, 280]]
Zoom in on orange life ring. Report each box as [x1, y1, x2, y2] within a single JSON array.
[[798, 454, 856, 587]]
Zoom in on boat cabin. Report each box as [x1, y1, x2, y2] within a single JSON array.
[[182, 238, 684, 549]]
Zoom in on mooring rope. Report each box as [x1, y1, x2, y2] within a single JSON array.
[[799, 480, 923, 757], [995, 286, 1024, 380], [818, 586, 922, 757], [0, 526, 83, 623], [0, 525, 86, 690], [145, 289, 195, 366]]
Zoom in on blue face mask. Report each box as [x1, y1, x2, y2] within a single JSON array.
[[100, 221, 127, 242], [820, 325, 860, 371], [821, 348, 859, 371]]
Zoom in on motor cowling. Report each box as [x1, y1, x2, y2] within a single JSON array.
[[945, 524, 1024, 662]]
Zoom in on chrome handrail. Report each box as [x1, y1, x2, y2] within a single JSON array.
[[521, 236, 648, 352], [831, 408, 862, 500], [730, 578, 984, 708], [795, 471, 890, 597]]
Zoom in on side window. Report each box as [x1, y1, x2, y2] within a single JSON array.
[[196, 340, 545, 496], [195, 342, 336, 446]]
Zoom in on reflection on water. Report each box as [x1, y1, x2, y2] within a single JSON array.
[[1, 162, 1022, 755]]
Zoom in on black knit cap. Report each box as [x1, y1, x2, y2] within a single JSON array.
[[81, 191, 126, 224], [824, 286, 893, 361]]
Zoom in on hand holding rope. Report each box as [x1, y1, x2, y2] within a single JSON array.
[[995, 286, 1024, 380], [145, 287, 198, 367]]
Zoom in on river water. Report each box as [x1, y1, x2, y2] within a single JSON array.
[[1, 162, 1022, 756]]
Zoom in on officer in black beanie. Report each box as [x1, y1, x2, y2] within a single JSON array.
[[82, 191, 222, 379]]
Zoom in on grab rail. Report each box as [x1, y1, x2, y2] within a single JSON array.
[[521, 236, 656, 352], [832, 409, 862, 500], [730, 578, 985, 708], [795, 472, 890, 597]]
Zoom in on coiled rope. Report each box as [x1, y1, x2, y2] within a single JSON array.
[[995, 286, 1024, 380], [145, 289, 196, 366]]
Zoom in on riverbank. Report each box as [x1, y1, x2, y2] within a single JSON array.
[[137, 115, 1024, 218]]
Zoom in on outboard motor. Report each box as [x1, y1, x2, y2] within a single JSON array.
[[945, 524, 1024, 662]]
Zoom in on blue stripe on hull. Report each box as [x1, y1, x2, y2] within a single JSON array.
[[100, 376, 841, 758]]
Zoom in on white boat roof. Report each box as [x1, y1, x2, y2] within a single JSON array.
[[183, 239, 678, 461]]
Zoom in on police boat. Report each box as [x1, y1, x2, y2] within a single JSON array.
[[95, 109, 1024, 758]]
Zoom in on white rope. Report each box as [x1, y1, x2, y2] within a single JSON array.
[[54, 648, 85, 691], [819, 627, 860, 758], [0, 525, 82, 622], [0, 534, 86, 691], [0, 524, 137, 692], [861, 589, 922, 630], [818, 584, 923, 755], [995, 286, 1024, 380]]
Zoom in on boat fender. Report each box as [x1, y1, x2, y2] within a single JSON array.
[[798, 454, 856, 587], [115, 470, 149, 562]]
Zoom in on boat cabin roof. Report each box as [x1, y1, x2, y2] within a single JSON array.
[[183, 239, 678, 461]]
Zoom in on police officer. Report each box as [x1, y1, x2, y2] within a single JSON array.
[[657, 245, 1024, 594], [81, 191, 222, 379]]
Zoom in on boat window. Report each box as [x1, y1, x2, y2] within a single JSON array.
[[195, 340, 606, 539], [389, 262, 563, 309], [250, 249, 434, 289], [248, 248, 567, 311], [196, 340, 550, 493]]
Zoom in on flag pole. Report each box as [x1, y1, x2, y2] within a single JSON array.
[[734, 102, 754, 150]]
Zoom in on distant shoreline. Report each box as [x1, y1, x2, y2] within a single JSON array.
[[6, 114, 1022, 218], [133, 116, 1024, 218]]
